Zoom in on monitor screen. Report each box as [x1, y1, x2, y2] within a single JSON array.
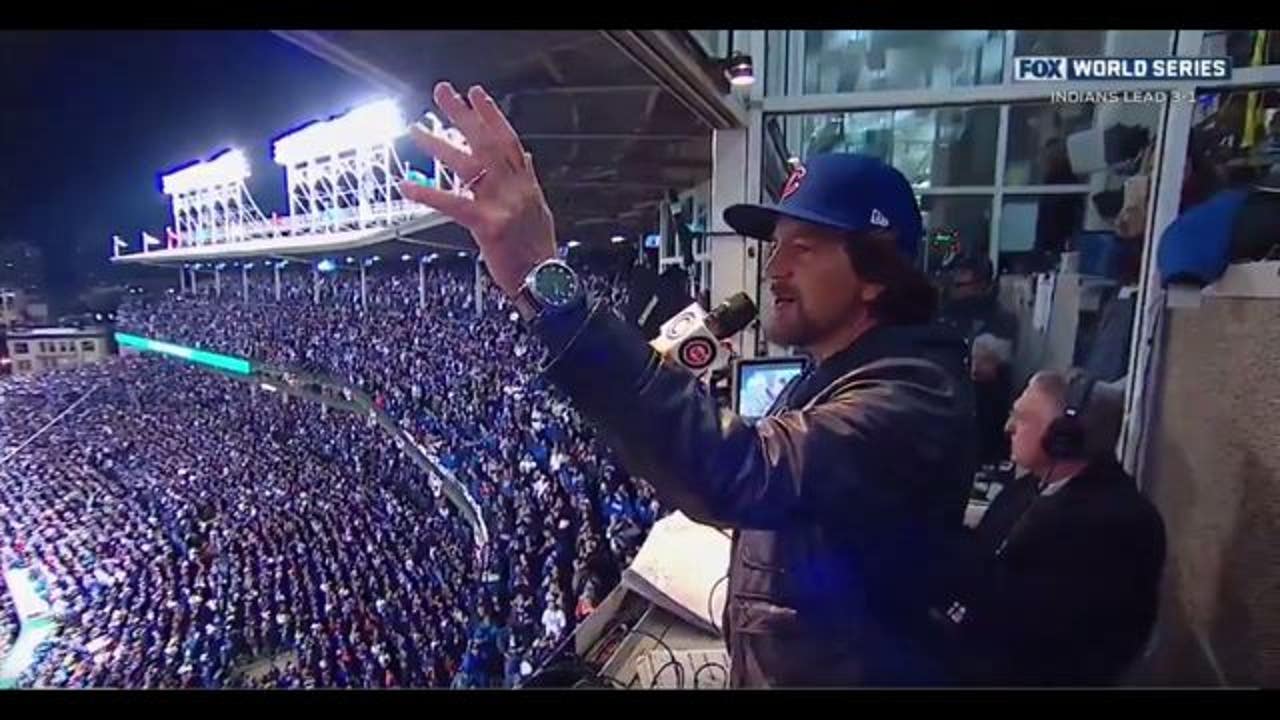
[[733, 357, 807, 420], [644, 234, 661, 249]]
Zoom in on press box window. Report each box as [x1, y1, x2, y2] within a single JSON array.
[[791, 105, 999, 188], [766, 30, 1006, 96]]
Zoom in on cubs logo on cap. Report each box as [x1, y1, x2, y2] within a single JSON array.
[[722, 153, 924, 262], [781, 165, 807, 200]]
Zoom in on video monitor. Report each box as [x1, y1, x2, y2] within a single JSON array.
[[733, 357, 807, 421]]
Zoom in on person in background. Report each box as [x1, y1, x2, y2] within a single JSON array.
[[939, 256, 1017, 468], [574, 581, 596, 623], [540, 590, 566, 642], [944, 368, 1165, 685], [969, 333, 1014, 467], [938, 255, 1017, 350]]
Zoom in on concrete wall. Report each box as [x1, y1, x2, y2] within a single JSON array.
[[1134, 294, 1280, 686]]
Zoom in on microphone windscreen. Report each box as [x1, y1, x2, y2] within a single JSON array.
[[707, 292, 757, 338]]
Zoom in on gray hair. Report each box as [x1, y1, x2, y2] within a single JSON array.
[[1029, 368, 1125, 460]]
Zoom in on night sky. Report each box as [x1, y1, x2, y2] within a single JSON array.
[[0, 31, 389, 299]]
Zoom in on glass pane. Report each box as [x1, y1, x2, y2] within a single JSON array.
[[1005, 102, 1097, 185], [793, 105, 999, 187], [765, 30, 789, 96], [690, 30, 730, 59], [1013, 30, 1172, 58], [767, 30, 1006, 96], [920, 195, 993, 264], [1201, 30, 1280, 68], [999, 194, 1088, 273]]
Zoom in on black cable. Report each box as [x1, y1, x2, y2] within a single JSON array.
[[620, 626, 683, 689], [706, 574, 728, 637], [623, 626, 679, 667], [648, 659, 684, 689], [692, 660, 729, 689]]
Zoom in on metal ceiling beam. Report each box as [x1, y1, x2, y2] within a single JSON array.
[[511, 84, 658, 96], [602, 31, 746, 130], [545, 180, 671, 189], [547, 184, 665, 199], [552, 159, 710, 171], [524, 133, 703, 141], [271, 31, 417, 99]]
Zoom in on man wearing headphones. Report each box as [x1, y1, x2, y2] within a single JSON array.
[[956, 369, 1166, 685]]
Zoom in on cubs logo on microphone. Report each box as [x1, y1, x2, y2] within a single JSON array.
[[677, 336, 717, 371]]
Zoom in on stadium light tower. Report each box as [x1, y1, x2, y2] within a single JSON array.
[[273, 98, 438, 237], [161, 149, 269, 248]]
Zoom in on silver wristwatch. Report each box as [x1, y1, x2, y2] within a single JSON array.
[[512, 259, 584, 323]]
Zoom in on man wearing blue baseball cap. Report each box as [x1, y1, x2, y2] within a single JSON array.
[[405, 82, 975, 686]]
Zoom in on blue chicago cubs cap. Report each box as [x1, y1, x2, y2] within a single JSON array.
[[724, 153, 924, 261]]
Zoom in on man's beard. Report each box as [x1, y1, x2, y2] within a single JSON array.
[[764, 300, 827, 348], [765, 296, 868, 350]]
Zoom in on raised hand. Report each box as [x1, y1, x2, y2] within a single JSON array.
[[400, 82, 558, 298]]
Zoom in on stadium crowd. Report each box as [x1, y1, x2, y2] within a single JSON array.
[[0, 259, 663, 688], [1, 582, 16, 662]]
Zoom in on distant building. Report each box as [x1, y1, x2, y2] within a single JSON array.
[[0, 289, 50, 330], [5, 326, 112, 376]]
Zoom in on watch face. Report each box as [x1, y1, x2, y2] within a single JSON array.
[[532, 262, 580, 309]]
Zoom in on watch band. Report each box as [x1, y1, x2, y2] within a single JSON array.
[[513, 288, 540, 322], [513, 259, 584, 324]]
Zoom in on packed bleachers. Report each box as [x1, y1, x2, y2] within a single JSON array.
[[0, 586, 16, 662], [0, 260, 661, 688]]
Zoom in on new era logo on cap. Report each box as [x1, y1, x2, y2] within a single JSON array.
[[870, 209, 889, 227]]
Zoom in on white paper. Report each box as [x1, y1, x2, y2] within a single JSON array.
[[622, 511, 731, 634], [1032, 273, 1056, 332]]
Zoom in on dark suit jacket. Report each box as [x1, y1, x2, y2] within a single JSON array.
[[958, 457, 1166, 685]]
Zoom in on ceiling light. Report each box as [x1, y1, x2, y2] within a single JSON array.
[[725, 53, 755, 87]]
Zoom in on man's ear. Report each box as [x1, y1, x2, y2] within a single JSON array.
[[860, 281, 886, 305]]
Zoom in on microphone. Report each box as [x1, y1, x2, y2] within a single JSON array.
[[650, 292, 757, 376]]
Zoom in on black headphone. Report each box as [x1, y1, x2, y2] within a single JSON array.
[[1041, 372, 1097, 460]]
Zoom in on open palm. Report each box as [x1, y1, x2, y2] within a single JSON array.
[[400, 82, 558, 298]]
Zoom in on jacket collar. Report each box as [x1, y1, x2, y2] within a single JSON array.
[[1036, 456, 1131, 497], [782, 323, 914, 410]]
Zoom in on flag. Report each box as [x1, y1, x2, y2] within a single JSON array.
[[142, 231, 162, 251], [112, 235, 127, 258], [166, 226, 179, 248]]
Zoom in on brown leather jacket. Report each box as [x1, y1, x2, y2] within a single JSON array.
[[537, 303, 975, 687]]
